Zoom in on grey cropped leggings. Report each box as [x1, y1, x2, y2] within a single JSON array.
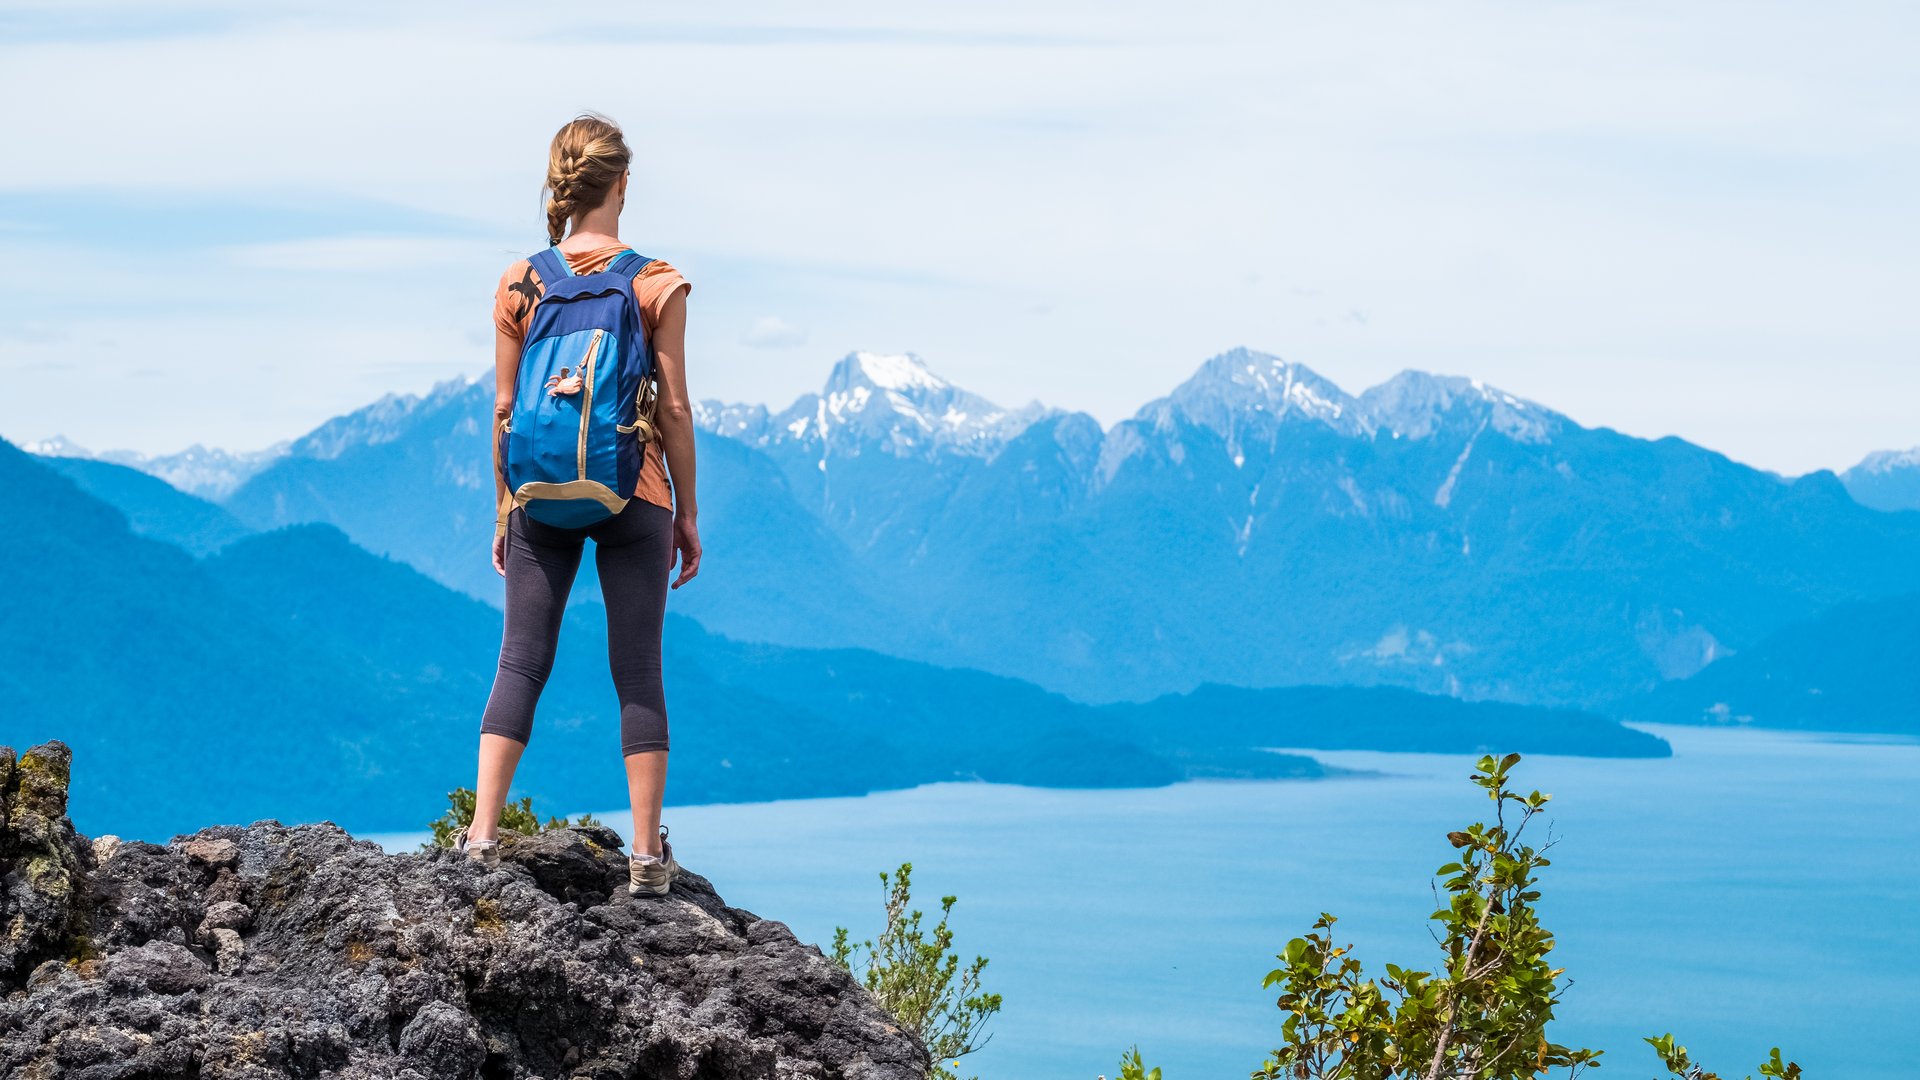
[[479, 498, 674, 755]]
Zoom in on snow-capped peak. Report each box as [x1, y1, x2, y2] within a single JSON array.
[[23, 435, 290, 499], [693, 400, 769, 441], [21, 435, 91, 458], [1142, 347, 1368, 438], [1358, 371, 1561, 445], [698, 351, 1048, 461], [1849, 445, 1920, 475], [826, 351, 948, 395]]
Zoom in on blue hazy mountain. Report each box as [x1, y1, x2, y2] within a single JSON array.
[[0, 439, 388, 838], [218, 376, 897, 649], [703, 350, 1920, 707], [43, 349, 1920, 711], [24, 434, 284, 499], [36, 454, 253, 556], [1100, 684, 1670, 758], [1618, 593, 1920, 733], [219, 377, 503, 598], [1842, 447, 1920, 512], [1, 438, 1663, 841]]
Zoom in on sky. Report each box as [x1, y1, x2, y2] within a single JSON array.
[[0, 1, 1914, 475]]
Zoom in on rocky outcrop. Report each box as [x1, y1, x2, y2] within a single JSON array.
[[0, 740, 928, 1080], [0, 742, 93, 990]]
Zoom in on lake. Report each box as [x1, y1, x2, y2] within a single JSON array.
[[369, 725, 1920, 1078]]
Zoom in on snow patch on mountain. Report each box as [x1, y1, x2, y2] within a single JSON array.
[[694, 400, 770, 441], [842, 350, 945, 393], [1141, 348, 1368, 440], [1091, 349, 1368, 483], [693, 349, 1587, 488], [1849, 446, 1920, 475], [1342, 624, 1474, 678], [698, 351, 1051, 461], [1359, 371, 1560, 445], [25, 435, 288, 499], [20, 436, 90, 459], [1840, 445, 1920, 511], [1434, 419, 1487, 508]]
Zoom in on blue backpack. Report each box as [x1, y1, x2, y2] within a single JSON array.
[[502, 245, 658, 528]]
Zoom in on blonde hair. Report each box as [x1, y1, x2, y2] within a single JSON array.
[[544, 113, 632, 246]]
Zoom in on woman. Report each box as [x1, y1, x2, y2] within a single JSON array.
[[454, 113, 701, 898]]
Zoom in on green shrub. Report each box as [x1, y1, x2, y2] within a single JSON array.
[[831, 862, 1002, 1080], [1121, 754, 1801, 1080], [1647, 1034, 1802, 1080], [420, 786, 601, 851], [1117, 1045, 1162, 1080]]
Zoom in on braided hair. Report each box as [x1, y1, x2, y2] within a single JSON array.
[[544, 113, 633, 246]]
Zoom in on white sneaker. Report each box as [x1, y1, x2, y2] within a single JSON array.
[[628, 826, 680, 897], [453, 824, 501, 868]]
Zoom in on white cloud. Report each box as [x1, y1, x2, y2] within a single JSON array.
[[217, 234, 508, 272], [0, 1, 1916, 472], [740, 315, 808, 349]]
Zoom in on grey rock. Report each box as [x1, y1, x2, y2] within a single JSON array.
[[397, 999, 484, 1078], [0, 740, 929, 1079], [99, 938, 212, 995], [504, 824, 627, 907]]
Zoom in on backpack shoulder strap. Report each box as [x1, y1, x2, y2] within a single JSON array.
[[529, 246, 571, 285], [613, 249, 655, 280]]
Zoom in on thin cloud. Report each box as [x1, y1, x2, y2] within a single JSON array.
[[741, 316, 809, 349], [0, 2, 1913, 473], [220, 234, 507, 272]]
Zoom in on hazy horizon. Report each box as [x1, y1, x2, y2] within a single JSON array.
[[13, 345, 1909, 481], [3, 2, 1915, 474]]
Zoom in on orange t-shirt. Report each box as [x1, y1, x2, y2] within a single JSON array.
[[492, 243, 690, 514]]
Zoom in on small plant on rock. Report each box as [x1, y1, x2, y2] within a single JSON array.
[[421, 786, 600, 851], [832, 861, 1002, 1080]]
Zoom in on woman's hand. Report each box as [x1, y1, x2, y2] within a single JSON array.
[[493, 534, 508, 577], [670, 510, 701, 589]]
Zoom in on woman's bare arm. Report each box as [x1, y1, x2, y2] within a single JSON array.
[[650, 288, 700, 588], [491, 327, 519, 574]]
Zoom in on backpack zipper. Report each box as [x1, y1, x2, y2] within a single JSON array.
[[577, 328, 605, 479]]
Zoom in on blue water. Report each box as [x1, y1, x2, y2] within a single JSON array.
[[370, 726, 1920, 1078]]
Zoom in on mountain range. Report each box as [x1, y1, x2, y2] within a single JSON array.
[[22, 434, 286, 500], [0, 437, 1671, 842], [46, 347, 1915, 712]]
